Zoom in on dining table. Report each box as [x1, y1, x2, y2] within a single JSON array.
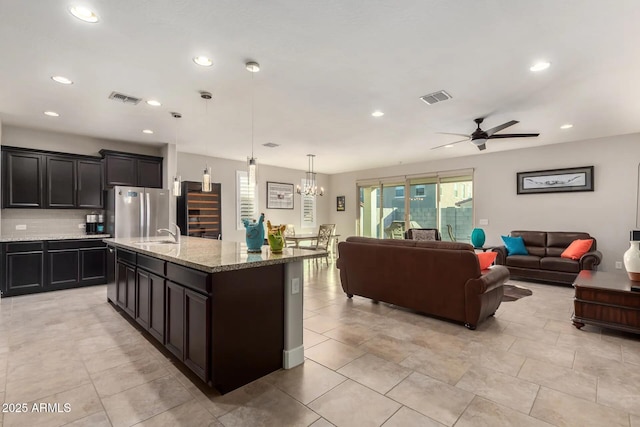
[[285, 234, 341, 258]]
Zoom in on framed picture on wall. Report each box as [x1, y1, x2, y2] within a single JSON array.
[[337, 195, 345, 211], [266, 181, 294, 209], [517, 166, 594, 195]]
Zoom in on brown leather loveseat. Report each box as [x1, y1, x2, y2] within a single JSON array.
[[336, 237, 510, 330], [492, 231, 602, 285]]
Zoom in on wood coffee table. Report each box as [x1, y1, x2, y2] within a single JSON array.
[[572, 270, 640, 334]]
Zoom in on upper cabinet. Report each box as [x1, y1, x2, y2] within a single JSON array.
[[1, 146, 104, 209], [100, 150, 163, 189]]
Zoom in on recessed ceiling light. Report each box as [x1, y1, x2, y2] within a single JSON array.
[[193, 56, 213, 67], [51, 76, 73, 85], [560, 123, 573, 129], [44, 111, 59, 117], [142, 129, 154, 134], [371, 110, 384, 117], [146, 100, 161, 107], [69, 6, 99, 23], [444, 144, 454, 148], [245, 62, 260, 72], [530, 61, 551, 72]]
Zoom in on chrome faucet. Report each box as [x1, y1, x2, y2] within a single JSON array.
[[158, 223, 181, 244]]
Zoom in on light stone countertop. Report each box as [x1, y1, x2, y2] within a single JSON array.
[[0, 234, 111, 242], [104, 236, 326, 273]]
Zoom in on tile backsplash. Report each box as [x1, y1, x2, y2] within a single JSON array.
[[0, 209, 99, 237]]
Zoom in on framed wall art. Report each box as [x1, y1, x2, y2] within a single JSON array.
[[266, 181, 294, 209], [337, 195, 345, 211], [517, 166, 594, 195]]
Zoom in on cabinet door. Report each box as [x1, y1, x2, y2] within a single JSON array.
[[148, 273, 165, 343], [165, 281, 185, 359], [136, 269, 150, 330], [46, 156, 76, 208], [137, 158, 163, 188], [80, 247, 106, 285], [184, 289, 210, 381], [104, 155, 136, 187], [124, 263, 136, 317], [6, 252, 44, 294], [47, 249, 79, 288], [116, 262, 127, 308], [77, 160, 103, 208], [2, 151, 44, 208]]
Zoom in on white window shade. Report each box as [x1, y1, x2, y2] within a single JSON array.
[[237, 170, 259, 230], [300, 179, 316, 229]]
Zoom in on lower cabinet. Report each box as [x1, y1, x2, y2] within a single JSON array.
[[165, 281, 185, 359], [184, 289, 210, 381], [47, 249, 79, 288], [4, 247, 44, 295], [115, 261, 136, 317], [136, 268, 165, 343]]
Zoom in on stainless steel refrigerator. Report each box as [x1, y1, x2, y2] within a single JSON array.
[[105, 186, 171, 239]]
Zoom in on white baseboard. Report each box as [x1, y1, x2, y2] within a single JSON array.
[[283, 345, 304, 369]]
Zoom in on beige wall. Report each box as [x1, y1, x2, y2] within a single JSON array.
[[1, 125, 163, 157], [178, 152, 330, 242], [329, 133, 640, 272]]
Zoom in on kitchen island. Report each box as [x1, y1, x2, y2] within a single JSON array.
[[104, 236, 325, 393]]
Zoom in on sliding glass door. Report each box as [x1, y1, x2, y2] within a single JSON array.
[[357, 171, 473, 242]]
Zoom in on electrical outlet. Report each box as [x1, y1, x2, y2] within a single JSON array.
[[479, 219, 489, 226], [15, 224, 27, 230], [291, 278, 300, 294], [78, 223, 85, 229], [615, 261, 623, 269]]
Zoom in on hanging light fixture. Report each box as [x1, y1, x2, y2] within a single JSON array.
[[246, 61, 260, 187], [202, 165, 212, 192], [296, 154, 324, 197], [171, 112, 182, 197]]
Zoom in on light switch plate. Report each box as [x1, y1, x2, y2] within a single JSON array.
[[15, 224, 27, 230], [291, 278, 300, 294], [479, 219, 489, 226]]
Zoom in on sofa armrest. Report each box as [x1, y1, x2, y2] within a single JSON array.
[[579, 250, 602, 270], [467, 266, 510, 294], [492, 246, 507, 265], [464, 265, 510, 329]]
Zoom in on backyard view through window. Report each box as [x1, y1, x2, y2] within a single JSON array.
[[358, 172, 473, 242]]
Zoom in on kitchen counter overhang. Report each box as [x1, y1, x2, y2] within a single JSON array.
[[104, 236, 322, 393]]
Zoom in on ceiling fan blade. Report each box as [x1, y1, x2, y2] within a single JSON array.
[[476, 143, 487, 151], [436, 132, 470, 138], [485, 120, 519, 136], [430, 138, 469, 150], [488, 133, 540, 139]]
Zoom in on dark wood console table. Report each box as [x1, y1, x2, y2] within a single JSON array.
[[572, 270, 640, 334]]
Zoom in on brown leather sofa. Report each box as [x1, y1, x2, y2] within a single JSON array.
[[492, 231, 602, 285], [336, 237, 510, 329]]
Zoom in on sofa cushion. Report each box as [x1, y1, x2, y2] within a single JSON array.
[[506, 255, 540, 269], [540, 257, 580, 273], [561, 239, 594, 260], [502, 236, 529, 255], [547, 232, 592, 257], [477, 252, 498, 270], [511, 231, 546, 257]]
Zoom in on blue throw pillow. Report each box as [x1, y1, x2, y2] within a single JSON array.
[[501, 235, 529, 256]]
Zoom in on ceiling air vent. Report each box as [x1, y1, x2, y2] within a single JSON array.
[[420, 90, 452, 105], [262, 142, 280, 148], [108, 91, 142, 105]]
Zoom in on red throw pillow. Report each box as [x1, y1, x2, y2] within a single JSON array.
[[561, 239, 594, 260], [477, 252, 498, 270]]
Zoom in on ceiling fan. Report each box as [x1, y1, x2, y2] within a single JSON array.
[[432, 118, 540, 151]]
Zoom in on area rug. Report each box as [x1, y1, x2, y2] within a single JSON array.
[[502, 283, 533, 302]]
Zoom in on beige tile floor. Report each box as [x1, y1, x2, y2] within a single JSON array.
[[1, 264, 639, 426]]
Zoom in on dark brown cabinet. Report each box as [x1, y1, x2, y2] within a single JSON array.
[[2, 147, 104, 209], [184, 289, 210, 380], [116, 258, 136, 317], [2, 242, 45, 296], [47, 249, 79, 288], [80, 246, 107, 285], [100, 150, 163, 188], [136, 269, 151, 330], [165, 281, 185, 359], [77, 160, 104, 208], [148, 273, 165, 343], [2, 150, 45, 208]]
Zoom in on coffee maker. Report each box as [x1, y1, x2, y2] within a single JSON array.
[[85, 213, 97, 235]]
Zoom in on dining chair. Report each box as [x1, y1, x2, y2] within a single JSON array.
[[405, 228, 441, 241], [299, 224, 335, 265]]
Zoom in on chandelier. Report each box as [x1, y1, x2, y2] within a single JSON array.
[[296, 154, 324, 197]]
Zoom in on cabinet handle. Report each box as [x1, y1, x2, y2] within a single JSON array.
[[108, 248, 114, 253]]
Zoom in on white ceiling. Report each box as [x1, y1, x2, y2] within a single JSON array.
[[0, 1, 639, 174]]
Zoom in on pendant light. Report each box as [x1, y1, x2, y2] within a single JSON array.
[[246, 61, 260, 187], [171, 112, 182, 197], [296, 154, 324, 197]]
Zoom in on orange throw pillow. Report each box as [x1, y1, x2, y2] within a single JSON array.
[[561, 239, 594, 260], [477, 251, 498, 270]]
